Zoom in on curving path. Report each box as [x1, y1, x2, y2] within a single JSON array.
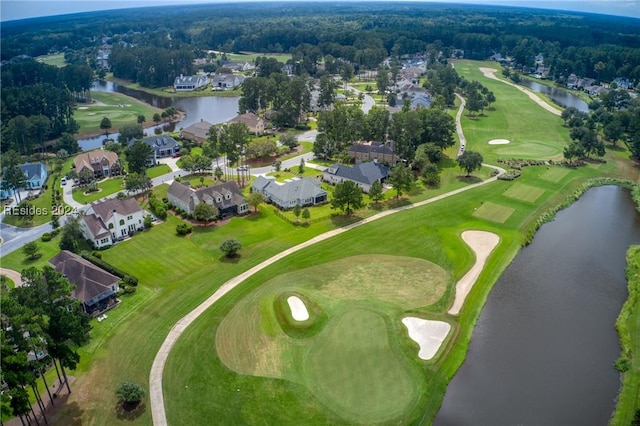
[[479, 67, 563, 117], [0, 267, 23, 287], [150, 71, 509, 425]]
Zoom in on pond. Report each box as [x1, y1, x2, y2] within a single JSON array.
[[519, 79, 590, 113], [435, 185, 640, 425], [78, 80, 240, 151]]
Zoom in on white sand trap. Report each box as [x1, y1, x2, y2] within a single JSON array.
[[402, 317, 451, 360], [78, 106, 89, 110], [287, 296, 309, 321], [448, 231, 500, 315], [488, 139, 510, 145]]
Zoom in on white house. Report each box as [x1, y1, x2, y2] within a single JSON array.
[[174, 74, 209, 91], [80, 198, 145, 248]]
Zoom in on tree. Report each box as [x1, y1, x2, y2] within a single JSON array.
[[55, 133, 80, 155], [279, 134, 299, 151], [331, 180, 363, 215], [115, 382, 146, 406], [125, 141, 154, 174], [214, 166, 224, 181], [301, 207, 310, 224], [247, 192, 265, 213], [387, 163, 414, 199], [153, 113, 162, 125], [298, 158, 305, 174], [100, 116, 112, 137], [220, 238, 242, 258], [457, 150, 483, 176], [368, 180, 384, 204], [1, 153, 26, 202], [194, 202, 217, 226], [59, 216, 82, 252], [421, 163, 441, 187], [125, 172, 151, 196], [117, 123, 144, 145], [22, 241, 41, 260], [137, 114, 146, 125], [293, 203, 302, 222]]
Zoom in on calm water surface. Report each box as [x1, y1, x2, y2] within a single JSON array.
[[80, 81, 240, 150], [519, 80, 589, 113], [435, 186, 640, 426]]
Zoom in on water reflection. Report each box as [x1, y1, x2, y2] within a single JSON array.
[[435, 186, 640, 426]]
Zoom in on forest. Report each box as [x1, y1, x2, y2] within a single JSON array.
[[2, 2, 639, 84]]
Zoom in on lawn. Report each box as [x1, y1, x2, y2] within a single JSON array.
[[2, 60, 638, 426], [35, 53, 66, 67], [74, 91, 163, 137], [72, 178, 124, 204], [146, 164, 172, 179]]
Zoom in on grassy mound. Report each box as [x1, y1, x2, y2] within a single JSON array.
[[273, 292, 328, 339]]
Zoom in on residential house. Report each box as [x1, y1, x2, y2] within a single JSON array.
[[213, 73, 245, 89], [322, 161, 390, 193], [348, 141, 400, 165], [167, 180, 249, 217], [134, 136, 180, 166], [73, 149, 121, 181], [566, 74, 580, 90], [228, 112, 266, 135], [174, 74, 209, 91], [252, 176, 328, 210], [80, 197, 145, 248], [49, 250, 120, 315], [220, 61, 255, 72], [20, 163, 48, 189], [612, 77, 634, 90], [181, 119, 214, 144]]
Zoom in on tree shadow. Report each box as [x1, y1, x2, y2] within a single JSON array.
[[115, 401, 146, 421], [219, 254, 241, 263], [330, 214, 363, 227], [386, 198, 412, 209], [456, 175, 483, 184]]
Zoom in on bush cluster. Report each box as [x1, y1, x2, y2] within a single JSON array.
[[41, 233, 52, 242], [176, 222, 193, 236], [148, 196, 167, 220], [497, 170, 522, 181]]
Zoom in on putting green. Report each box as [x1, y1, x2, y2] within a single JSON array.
[[215, 254, 448, 423], [307, 308, 421, 423]]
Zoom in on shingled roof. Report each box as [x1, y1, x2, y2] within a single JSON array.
[[49, 251, 119, 305], [325, 162, 390, 185]]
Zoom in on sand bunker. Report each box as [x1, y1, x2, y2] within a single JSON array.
[[402, 317, 451, 360], [287, 296, 309, 321], [78, 106, 89, 110], [488, 139, 510, 145], [448, 231, 500, 315]]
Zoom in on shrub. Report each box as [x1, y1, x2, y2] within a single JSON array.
[[41, 233, 52, 242], [614, 357, 631, 373], [80, 251, 137, 281], [176, 223, 192, 236], [92, 251, 102, 258], [123, 275, 138, 286], [220, 238, 241, 258], [115, 382, 145, 405], [144, 215, 153, 229]]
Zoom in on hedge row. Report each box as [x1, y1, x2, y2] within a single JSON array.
[[80, 251, 138, 284]]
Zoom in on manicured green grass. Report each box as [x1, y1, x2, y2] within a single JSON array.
[[540, 167, 570, 182], [74, 91, 163, 137], [3, 59, 637, 426], [230, 51, 291, 63], [503, 183, 546, 203], [472, 202, 516, 223], [35, 53, 66, 67], [72, 178, 124, 204], [3, 176, 58, 227], [610, 245, 640, 425], [145, 164, 172, 179]]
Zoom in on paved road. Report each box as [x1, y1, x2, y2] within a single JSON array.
[[346, 84, 375, 113]]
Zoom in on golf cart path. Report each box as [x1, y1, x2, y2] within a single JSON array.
[[479, 67, 563, 117], [149, 90, 505, 426], [0, 267, 23, 287]]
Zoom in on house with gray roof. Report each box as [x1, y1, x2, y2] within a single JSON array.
[[348, 141, 400, 165], [213, 73, 245, 90], [252, 176, 327, 210], [322, 161, 390, 193], [80, 197, 145, 248], [49, 250, 120, 315], [134, 136, 180, 166], [167, 180, 249, 217], [174, 74, 209, 91], [181, 119, 214, 144], [20, 162, 48, 190]]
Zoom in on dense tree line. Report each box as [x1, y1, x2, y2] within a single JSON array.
[[2, 3, 638, 83], [1, 60, 93, 154], [110, 45, 195, 88]]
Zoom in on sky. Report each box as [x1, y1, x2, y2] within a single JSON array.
[[1, 0, 638, 22]]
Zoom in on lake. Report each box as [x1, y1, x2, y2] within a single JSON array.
[[435, 185, 640, 425]]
